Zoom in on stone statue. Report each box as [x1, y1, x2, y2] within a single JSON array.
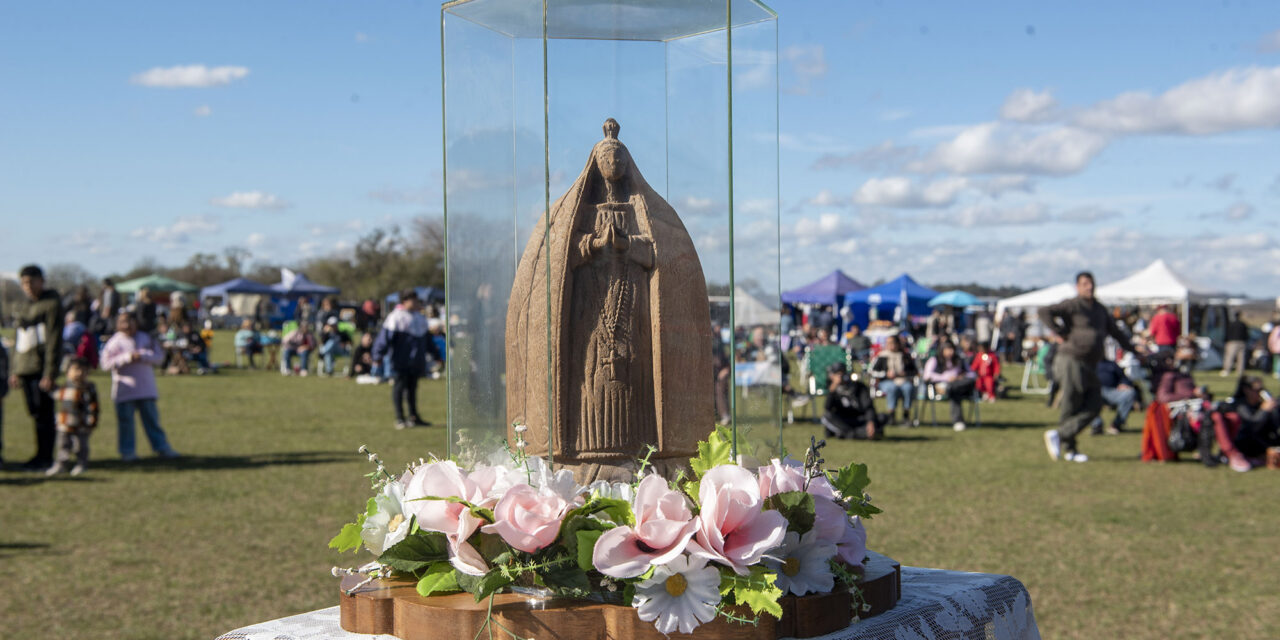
[[506, 118, 714, 484]]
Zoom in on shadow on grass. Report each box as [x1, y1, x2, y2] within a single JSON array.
[[88, 450, 351, 473], [0, 542, 56, 558]]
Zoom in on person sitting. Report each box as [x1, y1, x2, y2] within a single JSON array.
[[281, 323, 316, 376], [868, 334, 917, 425], [177, 321, 212, 373], [921, 340, 977, 431], [821, 363, 883, 440], [1174, 333, 1199, 373], [1154, 353, 1197, 404], [233, 319, 261, 369], [1090, 359, 1137, 435], [1226, 376, 1280, 470], [972, 342, 1001, 402], [318, 317, 350, 376], [843, 323, 872, 363], [349, 332, 377, 379]]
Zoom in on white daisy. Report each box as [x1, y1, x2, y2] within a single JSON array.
[[633, 554, 721, 634], [765, 531, 837, 596], [361, 481, 410, 555]]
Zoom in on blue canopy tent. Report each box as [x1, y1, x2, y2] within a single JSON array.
[[843, 274, 940, 329], [199, 277, 275, 301], [270, 270, 340, 297], [781, 270, 866, 305], [928, 290, 981, 308], [386, 286, 445, 306]]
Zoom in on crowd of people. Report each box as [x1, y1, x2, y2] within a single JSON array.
[[0, 262, 451, 473]]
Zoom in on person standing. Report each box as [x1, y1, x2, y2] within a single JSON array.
[[0, 338, 9, 469], [1220, 311, 1248, 378], [100, 310, 179, 461], [134, 287, 158, 335], [1039, 271, 1142, 462], [8, 265, 63, 471], [999, 310, 1026, 363], [1148, 304, 1181, 355], [372, 290, 439, 429], [98, 278, 122, 339], [45, 357, 99, 476]]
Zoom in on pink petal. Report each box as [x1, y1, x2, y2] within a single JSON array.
[[592, 526, 654, 578]]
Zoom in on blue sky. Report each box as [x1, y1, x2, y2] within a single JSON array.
[[2, 1, 1279, 295]]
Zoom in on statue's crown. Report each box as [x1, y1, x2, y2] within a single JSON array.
[[602, 118, 620, 140]]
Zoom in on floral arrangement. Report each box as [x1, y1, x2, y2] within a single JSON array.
[[330, 427, 881, 636]]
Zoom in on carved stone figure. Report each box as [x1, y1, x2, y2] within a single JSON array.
[[506, 119, 714, 484]]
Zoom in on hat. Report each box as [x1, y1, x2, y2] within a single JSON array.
[[326, 317, 338, 325]]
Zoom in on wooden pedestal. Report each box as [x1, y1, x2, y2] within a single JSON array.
[[340, 551, 900, 640]]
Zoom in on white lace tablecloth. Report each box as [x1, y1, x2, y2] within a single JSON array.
[[216, 566, 1039, 640]]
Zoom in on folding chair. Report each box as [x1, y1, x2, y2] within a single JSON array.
[[913, 380, 981, 427]]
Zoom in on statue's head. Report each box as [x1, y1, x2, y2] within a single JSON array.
[[595, 118, 629, 182]]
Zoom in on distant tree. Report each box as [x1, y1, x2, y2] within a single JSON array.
[[43, 263, 98, 296]]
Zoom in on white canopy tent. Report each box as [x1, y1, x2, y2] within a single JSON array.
[[994, 282, 1078, 320], [1094, 259, 1224, 334]]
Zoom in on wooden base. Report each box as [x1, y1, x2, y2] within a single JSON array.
[[340, 551, 900, 640]]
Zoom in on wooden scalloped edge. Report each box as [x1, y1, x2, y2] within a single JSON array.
[[340, 551, 900, 640]]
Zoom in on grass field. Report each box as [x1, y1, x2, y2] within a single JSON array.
[[2, 331, 1277, 639]]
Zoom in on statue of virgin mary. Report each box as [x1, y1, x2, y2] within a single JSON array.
[[505, 119, 714, 483]]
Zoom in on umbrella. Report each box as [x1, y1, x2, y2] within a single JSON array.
[[928, 290, 981, 308], [115, 274, 199, 294]]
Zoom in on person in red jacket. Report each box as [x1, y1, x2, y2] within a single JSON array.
[[972, 342, 1001, 402], [1148, 305, 1181, 353]]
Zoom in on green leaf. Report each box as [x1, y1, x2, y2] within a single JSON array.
[[720, 566, 784, 619], [575, 529, 605, 572], [416, 562, 461, 597], [541, 561, 592, 597], [328, 522, 364, 553], [689, 426, 734, 479], [828, 463, 871, 499], [764, 490, 816, 535], [377, 531, 450, 573], [473, 567, 515, 601]]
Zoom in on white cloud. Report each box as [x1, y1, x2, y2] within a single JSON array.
[[1200, 202, 1256, 221], [978, 175, 1034, 197], [880, 109, 912, 122], [246, 232, 266, 248], [909, 122, 1109, 176], [808, 189, 847, 208], [1073, 66, 1280, 135], [811, 140, 918, 171], [927, 202, 1051, 227], [193, 105, 212, 117], [1057, 205, 1121, 223], [781, 45, 827, 94], [1258, 29, 1280, 53], [677, 195, 720, 216], [210, 190, 292, 210], [355, 32, 370, 43], [130, 215, 219, 246], [1000, 88, 1057, 123], [130, 65, 250, 88], [853, 176, 969, 208]]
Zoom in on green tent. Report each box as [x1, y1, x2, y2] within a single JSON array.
[[115, 274, 200, 294]]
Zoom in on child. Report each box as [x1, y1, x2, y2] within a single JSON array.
[[233, 319, 261, 369], [973, 342, 1001, 402], [47, 357, 99, 476]]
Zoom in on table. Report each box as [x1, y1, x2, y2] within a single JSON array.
[[216, 567, 1039, 640]]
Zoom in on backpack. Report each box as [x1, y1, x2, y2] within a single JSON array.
[[76, 333, 99, 369]]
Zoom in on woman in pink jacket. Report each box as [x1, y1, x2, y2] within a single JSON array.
[[100, 310, 179, 461]]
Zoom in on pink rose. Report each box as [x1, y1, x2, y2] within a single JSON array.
[[482, 484, 572, 553], [836, 515, 867, 567], [687, 465, 787, 575], [403, 461, 489, 576], [757, 458, 837, 500], [592, 475, 697, 578]]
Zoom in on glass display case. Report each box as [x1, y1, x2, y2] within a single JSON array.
[[442, 0, 781, 475]]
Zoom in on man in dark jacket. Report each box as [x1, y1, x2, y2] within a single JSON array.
[[372, 290, 440, 429], [821, 363, 883, 440], [8, 265, 63, 470], [1038, 271, 1142, 463]]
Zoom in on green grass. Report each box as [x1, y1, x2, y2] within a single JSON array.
[[2, 331, 1277, 639]]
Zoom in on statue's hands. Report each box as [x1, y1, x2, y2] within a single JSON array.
[[610, 225, 630, 252]]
